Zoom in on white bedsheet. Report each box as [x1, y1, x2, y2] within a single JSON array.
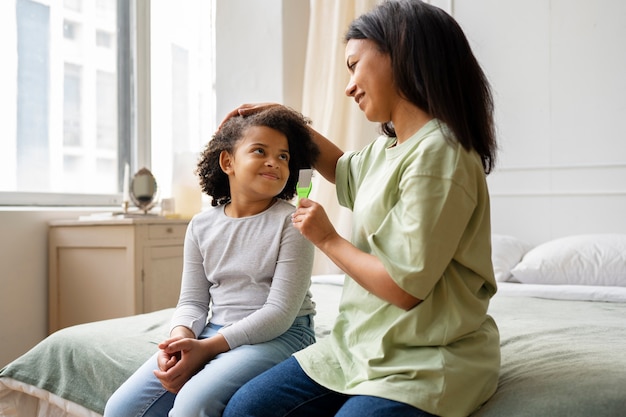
[[0, 377, 100, 417], [314, 273, 626, 303], [496, 281, 626, 302]]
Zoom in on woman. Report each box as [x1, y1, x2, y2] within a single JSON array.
[[223, 1, 499, 416]]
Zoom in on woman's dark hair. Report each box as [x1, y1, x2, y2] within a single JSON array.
[[345, 0, 497, 173], [197, 107, 320, 206]]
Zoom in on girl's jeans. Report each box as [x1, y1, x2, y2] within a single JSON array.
[[103, 315, 315, 417], [223, 356, 437, 417]]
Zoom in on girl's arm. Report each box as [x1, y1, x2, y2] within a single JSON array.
[[216, 213, 315, 348], [155, 222, 230, 393], [169, 223, 212, 338]]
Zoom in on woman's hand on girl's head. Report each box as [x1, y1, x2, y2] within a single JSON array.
[[218, 102, 282, 129]]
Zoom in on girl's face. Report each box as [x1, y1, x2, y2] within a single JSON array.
[[220, 125, 291, 203], [344, 38, 398, 123]]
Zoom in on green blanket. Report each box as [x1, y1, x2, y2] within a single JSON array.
[[473, 296, 626, 416], [0, 309, 173, 414], [2, 296, 626, 416]]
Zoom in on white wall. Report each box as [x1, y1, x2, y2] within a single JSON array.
[[215, 0, 309, 117], [0, 208, 102, 366], [454, 0, 626, 244]]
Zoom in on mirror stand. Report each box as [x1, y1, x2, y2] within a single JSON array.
[[120, 167, 160, 216]]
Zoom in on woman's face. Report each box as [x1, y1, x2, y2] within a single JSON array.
[[344, 38, 397, 123]]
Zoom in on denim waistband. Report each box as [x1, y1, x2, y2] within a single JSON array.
[[208, 314, 313, 331], [294, 314, 313, 328]]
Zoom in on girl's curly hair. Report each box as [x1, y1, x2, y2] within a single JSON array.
[[197, 106, 320, 206]]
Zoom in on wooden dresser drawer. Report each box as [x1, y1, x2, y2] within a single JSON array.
[[148, 223, 188, 240]]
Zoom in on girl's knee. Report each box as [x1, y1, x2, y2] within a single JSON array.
[[103, 387, 130, 417], [170, 392, 226, 417], [103, 394, 128, 417], [170, 402, 225, 417]]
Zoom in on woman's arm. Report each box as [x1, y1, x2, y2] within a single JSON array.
[[305, 127, 343, 184], [293, 199, 420, 310]]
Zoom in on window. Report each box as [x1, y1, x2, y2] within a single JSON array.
[[64, 0, 82, 13], [149, 0, 215, 200], [63, 20, 79, 40], [0, 0, 215, 206], [1, 0, 129, 205], [96, 70, 117, 149], [63, 63, 82, 148], [95, 29, 113, 48]]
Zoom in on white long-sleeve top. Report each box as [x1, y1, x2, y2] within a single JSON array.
[[169, 199, 316, 349]]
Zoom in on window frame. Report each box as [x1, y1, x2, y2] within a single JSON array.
[[0, 0, 142, 207]]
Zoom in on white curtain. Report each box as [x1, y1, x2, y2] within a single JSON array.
[[301, 0, 380, 274]]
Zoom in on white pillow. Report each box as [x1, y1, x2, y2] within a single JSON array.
[[311, 274, 345, 286], [491, 234, 532, 282], [510, 234, 626, 287]]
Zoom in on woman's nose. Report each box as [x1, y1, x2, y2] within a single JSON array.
[[345, 78, 356, 97]]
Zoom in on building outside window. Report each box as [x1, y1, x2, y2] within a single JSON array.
[[0, 0, 215, 206]]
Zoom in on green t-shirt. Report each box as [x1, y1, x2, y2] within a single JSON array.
[[294, 120, 500, 417]]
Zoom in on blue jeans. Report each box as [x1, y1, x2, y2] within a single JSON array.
[[223, 356, 437, 417], [104, 315, 315, 417]]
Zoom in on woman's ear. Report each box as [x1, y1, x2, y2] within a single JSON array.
[[219, 150, 234, 174]]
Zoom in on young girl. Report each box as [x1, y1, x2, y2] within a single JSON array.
[[223, 1, 500, 416], [104, 106, 320, 417]]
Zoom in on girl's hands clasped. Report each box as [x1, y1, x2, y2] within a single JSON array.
[[153, 331, 230, 394], [153, 337, 209, 394]]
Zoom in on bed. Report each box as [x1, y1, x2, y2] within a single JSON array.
[[2, 233, 626, 417]]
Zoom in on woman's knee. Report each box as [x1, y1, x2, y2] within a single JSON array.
[[223, 365, 286, 417], [336, 396, 436, 417], [224, 357, 322, 417]]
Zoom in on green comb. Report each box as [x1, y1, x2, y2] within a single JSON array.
[[296, 169, 313, 204]]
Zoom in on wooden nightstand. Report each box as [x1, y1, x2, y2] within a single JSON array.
[[48, 217, 189, 333]]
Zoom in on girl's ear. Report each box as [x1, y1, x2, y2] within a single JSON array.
[[219, 151, 234, 174]]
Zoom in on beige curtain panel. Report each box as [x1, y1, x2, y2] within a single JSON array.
[[302, 0, 380, 274]]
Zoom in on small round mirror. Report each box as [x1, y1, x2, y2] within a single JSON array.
[[130, 167, 158, 213]]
